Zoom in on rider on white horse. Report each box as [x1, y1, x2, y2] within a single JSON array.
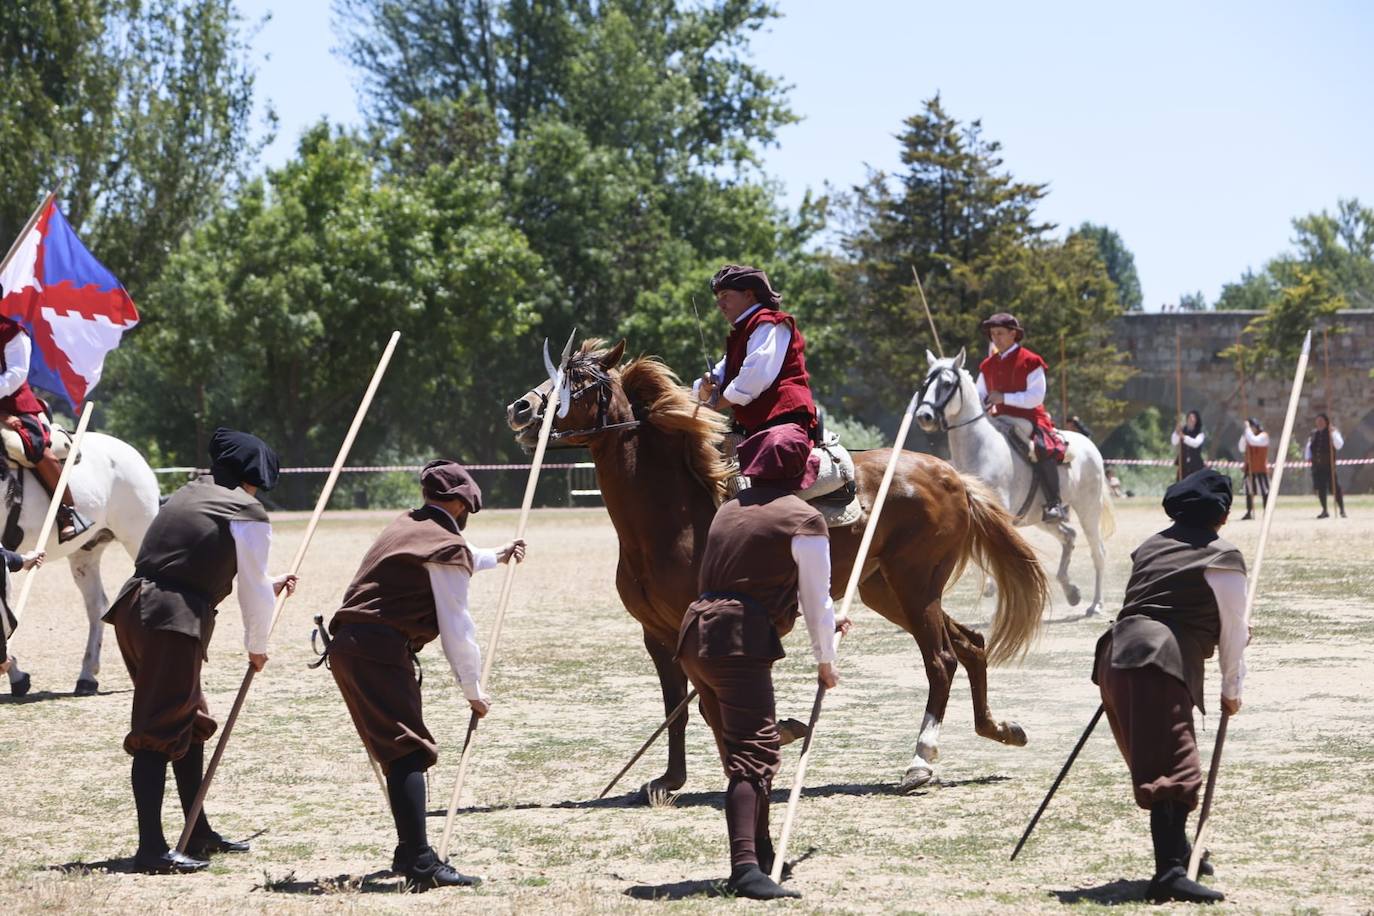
[[975, 313, 1068, 523], [0, 314, 88, 542]]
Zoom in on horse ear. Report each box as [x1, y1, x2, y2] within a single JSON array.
[[600, 339, 627, 369], [954, 346, 967, 370], [925, 348, 938, 367]]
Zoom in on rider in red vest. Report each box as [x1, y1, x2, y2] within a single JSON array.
[[693, 265, 817, 445], [0, 316, 85, 541], [975, 312, 1068, 522]]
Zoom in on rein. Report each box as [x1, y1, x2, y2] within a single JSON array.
[[533, 358, 643, 443], [920, 367, 986, 432]]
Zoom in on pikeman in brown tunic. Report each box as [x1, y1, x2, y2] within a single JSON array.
[[104, 428, 297, 874], [676, 425, 851, 900], [1092, 469, 1250, 904], [326, 459, 525, 891]]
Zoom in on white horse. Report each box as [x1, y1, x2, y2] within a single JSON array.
[[3, 432, 160, 696], [914, 349, 1114, 616]]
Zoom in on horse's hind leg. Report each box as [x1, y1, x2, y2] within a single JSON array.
[[69, 548, 108, 696], [944, 616, 1027, 747], [1077, 506, 1107, 617], [641, 630, 690, 799]]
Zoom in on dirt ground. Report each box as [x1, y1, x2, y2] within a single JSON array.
[[2, 496, 1372, 915]]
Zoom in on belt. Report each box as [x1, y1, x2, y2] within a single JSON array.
[[312, 620, 424, 685]]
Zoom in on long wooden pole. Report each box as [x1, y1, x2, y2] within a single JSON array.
[[2, 401, 95, 640], [1175, 331, 1184, 481], [1187, 329, 1311, 879], [0, 189, 58, 281], [911, 267, 944, 359], [1058, 332, 1067, 423], [1237, 334, 1248, 421], [437, 330, 577, 860], [770, 386, 923, 882], [1322, 329, 1336, 505], [176, 331, 401, 853], [598, 689, 697, 799]]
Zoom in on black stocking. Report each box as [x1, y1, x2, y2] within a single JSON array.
[[172, 741, 214, 840], [387, 750, 430, 852], [132, 750, 168, 855]]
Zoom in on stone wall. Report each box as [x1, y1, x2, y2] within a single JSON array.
[[1113, 310, 1373, 491]]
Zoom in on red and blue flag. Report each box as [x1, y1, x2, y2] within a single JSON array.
[[0, 198, 139, 410]]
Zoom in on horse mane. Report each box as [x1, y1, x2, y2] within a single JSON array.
[[576, 339, 734, 503]]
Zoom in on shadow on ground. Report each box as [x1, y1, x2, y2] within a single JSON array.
[[624, 878, 729, 901], [48, 859, 139, 875], [1, 688, 130, 705], [1051, 878, 1149, 905], [253, 869, 403, 895]]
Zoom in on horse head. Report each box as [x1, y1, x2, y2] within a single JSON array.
[[915, 347, 979, 433], [506, 338, 628, 449]]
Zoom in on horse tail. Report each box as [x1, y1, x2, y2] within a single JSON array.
[[960, 473, 1049, 666], [1098, 480, 1117, 540]]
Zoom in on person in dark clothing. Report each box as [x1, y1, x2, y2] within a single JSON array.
[[0, 546, 45, 675], [1171, 410, 1206, 478], [327, 459, 525, 891], [1091, 469, 1249, 904], [104, 428, 296, 874], [1305, 413, 1346, 518], [675, 425, 851, 900]]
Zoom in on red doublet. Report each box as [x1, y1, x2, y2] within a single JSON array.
[[978, 345, 1065, 462], [0, 321, 51, 460], [723, 307, 816, 433]]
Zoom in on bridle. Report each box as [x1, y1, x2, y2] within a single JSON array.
[[530, 356, 642, 443], [918, 365, 986, 431]]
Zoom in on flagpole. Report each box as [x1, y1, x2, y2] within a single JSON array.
[[0, 190, 58, 281]]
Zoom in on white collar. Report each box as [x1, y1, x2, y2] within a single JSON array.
[[733, 303, 764, 326], [996, 342, 1021, 359]]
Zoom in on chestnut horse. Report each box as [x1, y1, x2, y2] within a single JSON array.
[[507, 340, 1050, 793]]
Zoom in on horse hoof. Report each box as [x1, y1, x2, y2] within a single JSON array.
[[899, 766, 936, 793], [637, 780, 680, 808], [1083, 603, 1104, 618], [1003, 722, 1028, 747], [74, 678, 98, 697], [778, 718, 809, 747], [1065, 585, 1082, 607], [11, 672, 31, 697]]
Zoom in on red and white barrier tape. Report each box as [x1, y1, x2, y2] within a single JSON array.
[[1104, 458, 1371, 469]]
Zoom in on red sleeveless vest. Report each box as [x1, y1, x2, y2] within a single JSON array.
[[723, 307, 816, 433], [0, 321, 44, 416], [978, 344, 1053, 427]]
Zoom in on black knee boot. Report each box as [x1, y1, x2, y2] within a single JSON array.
[[1148, 802, 1222, 903], [387, 751, 479, 890], [1037, 460, 1065, 522], [174, 742, 249, 857], [132, 751, 206, 874], [1242, 490, 1254, 520], [1317, 487, 1330, 518]]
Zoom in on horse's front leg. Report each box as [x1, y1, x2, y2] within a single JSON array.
[[641, 629, 690, 801], [69, 549, 108, 696], [1042, 519, 1080, 608]]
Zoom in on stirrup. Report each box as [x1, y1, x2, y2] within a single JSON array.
[[56, 506, 92, 544]]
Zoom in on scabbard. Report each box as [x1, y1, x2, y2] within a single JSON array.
[[307, 614, 332, 669]]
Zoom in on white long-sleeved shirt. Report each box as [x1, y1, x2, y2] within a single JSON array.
[[0, 333, 31, 398], [1203, 567, 1248, 701], [973, 344, 1047, 410], [1172, 429, 1205, 449], [691, 303, 792, 406], [228, 519, 277, 655], [791, 533, 838, 665], [1304, 428, 1344, 460], [1236, 428, 1270, 455], [427, 535, 500, 702]]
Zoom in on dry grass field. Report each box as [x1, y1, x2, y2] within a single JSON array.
[[2, 496, 1372, 914]]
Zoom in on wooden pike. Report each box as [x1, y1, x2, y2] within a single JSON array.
[[436, 329, 578, 860], [770, 385, 924, 882], [1186, 329, 1312, 880], [910, 267, 944, 360], [175, 331, 402, 854], [1175, 331, 1184, 481]]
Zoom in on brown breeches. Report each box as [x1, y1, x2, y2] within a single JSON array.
[[329, 624, 437, 774], [113, 599, 216, 760], [678, 623, 781, 869], [1099, 662, 1202, 811]]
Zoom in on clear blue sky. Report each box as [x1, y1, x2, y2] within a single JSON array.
[[239, 0, 1374, 312]]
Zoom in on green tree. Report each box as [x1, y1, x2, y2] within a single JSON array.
[[837, 96, 1131, 429], [1223, 266, 1345, 377], [1177, 290, 1207, 311], [0, 0, 261, 292], [1072, 222, 1143, 311], [1214, 268, 1276, 311], [105, 124, 544, 506], [1288, 198, 1374, 309], [334, 0, 843, 397]]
